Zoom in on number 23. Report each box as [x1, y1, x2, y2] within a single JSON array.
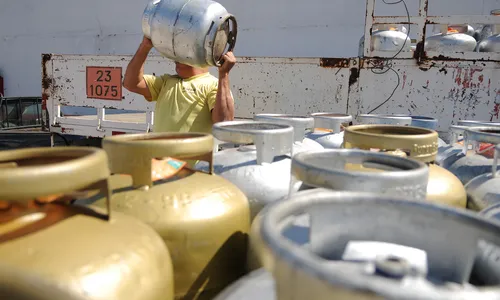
[[96, 70, 112, 82]]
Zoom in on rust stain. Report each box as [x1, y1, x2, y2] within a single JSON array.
[[41, 54, 53, 90], [455, 68, 462, 86], [492, 104, 500, 121], [454, 68, 485, 90], [41, 53, 53, 131], [348, 67, 360, 87], [320, 58, 350, 68], [423, 80, 430, 89]]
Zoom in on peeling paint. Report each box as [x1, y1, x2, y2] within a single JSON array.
[[320, 58, 350, 68], [44, 54, 500, 137]]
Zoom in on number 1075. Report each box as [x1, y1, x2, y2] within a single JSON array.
[[89, 85, 119, 97]]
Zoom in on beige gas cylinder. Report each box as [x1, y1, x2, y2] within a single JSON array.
[[75, 132, 251, 299], [0, 147, 174, 300], [343, 125, 467, 208]]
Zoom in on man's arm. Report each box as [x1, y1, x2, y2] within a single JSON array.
[[212, 52, 236, 123], [123, 36, 154, 101]]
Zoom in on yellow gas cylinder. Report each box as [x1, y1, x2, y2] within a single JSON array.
[[75, 132, 251, 299], [0, 147, 174, 300], [343, 124, 467, 208]]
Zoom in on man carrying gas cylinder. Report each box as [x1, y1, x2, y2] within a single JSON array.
[[123, 36, 236, 134]]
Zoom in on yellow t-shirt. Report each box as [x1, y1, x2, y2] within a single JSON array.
[[143, 72, 219, 134]]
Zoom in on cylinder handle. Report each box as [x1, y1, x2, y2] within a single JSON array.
[[260, 190, 500, 294], [311, 113, 352, 134], [254, 114, 314, 143], [409, 116, 438, 131], [291, 149, 429, 200], [463, 127, 500, 156], [0, 147, 111, 219], [458, 120, 500, 127], [449, 125, 468, 144], [358, 114, 412, 126], [209, 14, 238, 67], [343, 125, 439, 163], [102, 132, 214, 188], [212, 120, 294, 165], [492, 144, 500, 179]]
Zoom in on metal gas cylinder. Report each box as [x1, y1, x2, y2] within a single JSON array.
[[480, 202, 500, 220], [358, 114, 412, 126], [466, 144, 500, 211], [246, 148, 430, 273], [0, 147, 174, 300], [447, 127, 500, 185], [305, 113, 352, 149], [458, 120, 500, 127], [253, 114, 324, 154], [426, 25, 477, 52], [409, 116, 447, 147], [362, 114, 448, 146], [195, 121, 295, 220], [213, 269, 275, 300], [407, 115, 439, 130], [477, 9, 500, 52], [358, 25, 411, 57], [75, 133, 250, 299], [449, 24, 475, 36], [142, 0, 237, 67], [437, 125, 469, 168], [258, 190, 500, 300], [343, 125, 467, 208], [437, 121, 500, 167]]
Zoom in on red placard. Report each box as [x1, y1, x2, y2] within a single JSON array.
[[86, 66, 122, 101]]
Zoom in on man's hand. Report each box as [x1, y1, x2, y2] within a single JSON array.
[[141, 36, 154, 50], [218, 51, 236, 74]]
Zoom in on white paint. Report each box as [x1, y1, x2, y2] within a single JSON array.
[[1, 0, 500, 97], [45, 55, 500, 138]]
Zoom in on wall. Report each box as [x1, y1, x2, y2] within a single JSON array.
[[1, 0, 500, 97]]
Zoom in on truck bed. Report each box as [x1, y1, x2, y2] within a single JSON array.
[[68, 113, 147, 123]]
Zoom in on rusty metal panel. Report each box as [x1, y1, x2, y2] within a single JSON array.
[[229, 57, 352, 118], [43, 54, 352, 137], [349, 58, 500, 134], [45, 54, 163, 112]]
